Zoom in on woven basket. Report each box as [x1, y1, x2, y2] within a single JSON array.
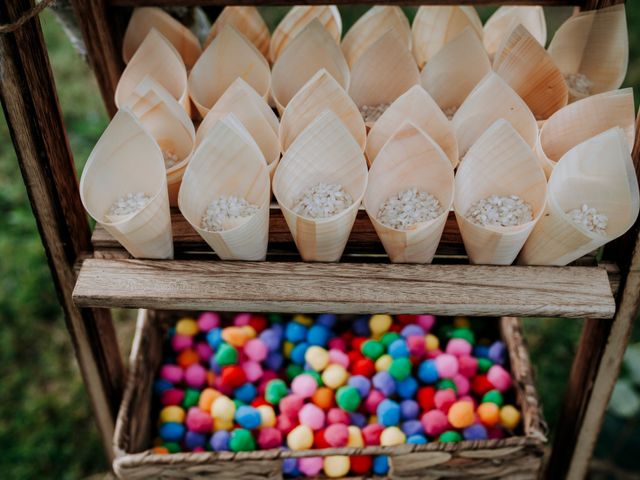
[[113, 311, 547, 479]]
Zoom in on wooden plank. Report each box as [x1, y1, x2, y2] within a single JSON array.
[[0, 0, 123, 461], [73, 259, 616, 317], [108, 0, 585, 6]]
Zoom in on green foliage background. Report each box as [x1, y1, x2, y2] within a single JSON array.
[[0, 5, 639, 478]]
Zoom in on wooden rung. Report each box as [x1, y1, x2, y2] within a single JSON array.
[[73, 258, 616, 318]]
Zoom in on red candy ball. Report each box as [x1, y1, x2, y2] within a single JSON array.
[[396, 315, 417, 325], [276, 414, 297, 435], [417, 386, 436, 411], [161, 389, 185, 406], [362, 424, 384, 446], [364, 390, 385, 414], [351, 358, 376, 377], [248, 315, 268, 333], [327, 408, 350, 425], [220, 366, 246, 389], [350, 455, 372, 474], [472, 375, 494, 396], [314, 428, 331, 449]]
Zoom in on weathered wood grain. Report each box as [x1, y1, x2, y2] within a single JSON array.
[[73, 258, 616, 317], [108, 0, 585, 6], [0, 0, 123, 461]]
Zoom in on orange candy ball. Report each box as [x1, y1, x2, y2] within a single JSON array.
[[312, 387, 335, 410], [198, 388, 222, 413], [476, 402, 500, 427], [221, 327, 248, 347], [448, 401, 475, 429], [177, 349, 199, 368]]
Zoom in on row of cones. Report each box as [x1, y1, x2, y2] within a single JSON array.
[[115, 4, 628, 123]]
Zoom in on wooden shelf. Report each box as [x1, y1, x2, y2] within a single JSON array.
[[108, 0, 585, 6]]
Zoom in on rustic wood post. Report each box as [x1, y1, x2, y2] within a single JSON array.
[[0, 0, 124, 460]]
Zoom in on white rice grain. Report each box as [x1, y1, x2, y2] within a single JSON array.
[[565, 73, 592, 96], [465, 194, 533, 227], [567, 204, 608, 235], [201, 195, 258, 232], [107, 192, 150, 218], [359, 103, 390, 123], [292, 183, 353, 219], [377, 188, 443, 230]]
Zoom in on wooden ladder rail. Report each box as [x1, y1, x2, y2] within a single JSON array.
[[0, 0, 124, 462]]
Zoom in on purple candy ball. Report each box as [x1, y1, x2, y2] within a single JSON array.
[[185, 431, 206, 450], [400, 399, 420, 420], [401, 420, 424, 437], [372, 371, 396, 397], [348, 375, 372, 398], [463, 423, 488, 440], [488, 341, 507, 365], [401, 324, 425, 337], [260, 329, 281, 352], [210, 430, 230, 451], [265, 352, 284, 371], [350, 411, 367, 428]]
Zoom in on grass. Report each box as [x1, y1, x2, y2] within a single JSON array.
[[0, 6, 638, 479]]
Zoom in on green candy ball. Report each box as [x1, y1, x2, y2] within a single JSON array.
[[436, 379, 457, 392], [268, 314, 284, 323], [229, 428, 256, 452], [234, 398, 246, 408], [477, 358, 493, 373], [381, 332, 401, 349], [215, 343, 238, 366], [482, 390, 504, 406], [286, 364, 304, 380], [183, 388, 200, 408], [439, 431, 462, 442], [265, 379, 288, 405], [388, 357, 412, 380], [362, 340, 385, 360], [335, 386, 361, 412], [164, 442, 181, 453], [451, 328, 475, 345]]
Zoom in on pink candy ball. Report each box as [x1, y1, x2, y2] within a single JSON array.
[[426, 348, 443, 360], [197, 312, 220, 332], [364, 390, 385, 414], [281, 394, 305, 419], [171, 334, 193, 352], [453, 374, 470, 396], [244, 339, 268, 362], [195, 342, 213, 362], [328, 337, 347, 352], [160, 364, 183, 384], [327, 408, 350, 425], [193, 447, 205, 453], [258, 427, 283, 449], [214, 376, 233, 396], [242, 361, 264, 383], [417, 315, 436, 332], [186, 407, 213, 433], [185, 364, 207, 389], [434, 389, 457, 413], [299, 403, 325, 430], [446, 338, 472, 357], [362, 424, 384, 446], [161, 388, 184, 406], [407, 335, 425, 358], [421, 410, 449, 436], [458, 355, 478, 378], [324, 423, 349, 447], [487, 365, 512, 392], [291, 374, 318, 398], [298, 457, 323, 476], [435, 354, 459, 378], [277, 414, 297, 435], [329, 349, 350, 368], [234, 313, 251, 326]]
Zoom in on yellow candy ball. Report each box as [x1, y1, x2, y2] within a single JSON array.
[[283, 341, 295, 358], [425, 334, 439, 352], [257, 405, 276, 428], [347, 426, 364, 447], [380, 426, 406, 446], [500, 405, 521, 430], [322, 364, 348, 389], [369, 315, 392, 337], [375, 354, 392, 372], [175, 318, 199, 336], [159, 405, 185, 424], [287, 425, 314, 450], [211, 396, 236, 421], [241, 325, 257, 340], [213, 417, 234, 432], [293, 314, 314, 327], [305, 346, 330, 372], [324, 456, 350, 478], [453, 316, 471, 328]]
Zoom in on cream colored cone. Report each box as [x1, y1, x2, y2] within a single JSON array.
[[341, 6, 411, 68], [122, 7, 202, 69], [125, 77, 196, 207], [520, 127, 639, 266], [483, 6, 546, 59], [279, 69, 365, 153], [188, 25, 270, 118], [115, 29, 190, 115], [197, 79, 281, 180], [272, 110, 368, 262], [412, 6, 483, 69], [205, 7, 270, 59], [80, 109, 173, 259], [454, 119, 547, 265], [348, 29, 420, 127], [364, 121, 454, 263], [269, 5, 342, 63], [536, 88, 635, 178], [493, 25, 567, 120], [271, 19, 350, 115], [452, 72, 538, 160], [366, 85, 458, 168], [420, 27, 491, 117], [548, 4, 628, 101], [179, 115, 270, 261]]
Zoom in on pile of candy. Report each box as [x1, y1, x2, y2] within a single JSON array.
[[152, 313, 522, 477]]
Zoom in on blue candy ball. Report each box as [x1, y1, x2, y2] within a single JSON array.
[[407, 434, 428, 445], [208, 356, 222, 374], [235, 405, 262, 430], [206, 328, 223, 349], [153, 379, 173, 395], [372, 371, 396, 397], [290, 342, 309, 365], [265, 351, 284, 371], [185, 431, 206, 450], [377, 399, 401, 426], [388, 339, 410, 358], [285, 322, 307, 343], [417, 359, 439, 384], [316, 314, 338, 328], [463, 424, 488, 440], [210, 430, 230, 451], [400, 399, 420, 420], [474, 345, 490, 359], [373, 456, 390, 475], [282, 458, 300, 476], [401, 325, 425, 337], [397, 377, 418, 399], [234, 383, 258, 403], [352, 317, 371, 337], [401, 420, 424, 437], [159, 422, 185, 442], [348, 375, 372, 398], [307, 325, 331, 347]]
